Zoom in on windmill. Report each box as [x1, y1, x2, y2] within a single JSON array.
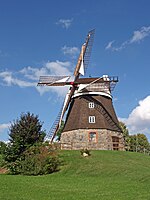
[[38, 30, 124, 150]]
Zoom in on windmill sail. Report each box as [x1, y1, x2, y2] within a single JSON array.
[[78, 46, 85, 76], [74, 29, 95, 77], [83, 29, 95, 72], [38, 75, 71, 86], [48, 91, 72, 143], [50, 85, 76, 143]]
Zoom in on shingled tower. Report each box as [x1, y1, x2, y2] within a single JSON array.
[[38, 30, 124, 150]]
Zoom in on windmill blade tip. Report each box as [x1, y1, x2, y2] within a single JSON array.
[[88, 29, 95, 34]]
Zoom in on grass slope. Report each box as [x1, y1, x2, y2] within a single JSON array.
[[0, 150, 150, 200]]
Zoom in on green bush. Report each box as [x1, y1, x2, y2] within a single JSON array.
[[7, 145, 60, 175], [0, 154, 5, 168], [6, 160, 22, 175], [44, 156, 60, 174]]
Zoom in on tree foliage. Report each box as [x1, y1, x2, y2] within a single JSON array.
[[7, 144, 60, 175], [4, 112, 45, 163], [119, 121, 150, 153], [56, 120, 64, 141], [3, 112, 61, 175], [119, 121, 130, 150], [129, 133, 150, 153], [0, 141, 6, 154]]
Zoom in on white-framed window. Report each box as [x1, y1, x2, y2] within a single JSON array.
[[89, 116, 96, 123], [89, 102, 94, 108]]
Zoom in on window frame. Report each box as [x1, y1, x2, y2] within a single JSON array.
[[89, 102, 95, 109], [89, 116, 96, 123], [88, 131, 97, 143]]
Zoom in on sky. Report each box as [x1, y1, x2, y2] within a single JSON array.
[[0, 0, 150, 141]]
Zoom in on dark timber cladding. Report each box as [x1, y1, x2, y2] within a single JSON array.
[[63, 95, 121, 132]]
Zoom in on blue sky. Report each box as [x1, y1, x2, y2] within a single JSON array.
[[0, 0, 150, 141]]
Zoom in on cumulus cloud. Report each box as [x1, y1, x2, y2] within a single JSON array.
[[56, 18, 73, 29], [20, 66, 48, 81], [120, 96, 150, 135], [61, 46, 79, 57], [0, 71, 36, 87], [105, 26, 150, 51], [0, 123, 10, 134], [0, 60, 73, 96], [45, 61, 72, 75]]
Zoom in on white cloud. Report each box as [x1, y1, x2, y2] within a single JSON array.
[[105, 41, 114, 50], [105, 40, 128, 52], [36, 85, 69, 97], [0, 71, 36, 87], [120, 96, 150, 135], [130, 26, 150, 43], [56, 18, 73, 29], [45, 61, 72, 75], [105, 26, 150, 51], [20, 66, 48, 81], [0, 60, 73, 97], [0, 123, 10, 134], [62, 46, 79, 57]]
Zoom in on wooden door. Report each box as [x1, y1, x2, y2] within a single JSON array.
[[112, 136, 119, 150]]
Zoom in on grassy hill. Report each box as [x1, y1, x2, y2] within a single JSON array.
[[0, 150, 150, 200]]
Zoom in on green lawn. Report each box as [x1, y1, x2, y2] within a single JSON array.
[[0, 150, 150, 200]]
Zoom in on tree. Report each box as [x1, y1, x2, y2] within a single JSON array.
[[119, 121, 130, 150], [4, 112, 45, 162], [129, 134, 150, 153], [56, 120, 64, 141], [0, 141, 6, 154], [136, 133, 149, 153], [2, 112, 61, 175], [129, 135, 137, 152]]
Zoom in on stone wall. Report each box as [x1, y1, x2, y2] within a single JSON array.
[[60, 129, 125, 150]]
